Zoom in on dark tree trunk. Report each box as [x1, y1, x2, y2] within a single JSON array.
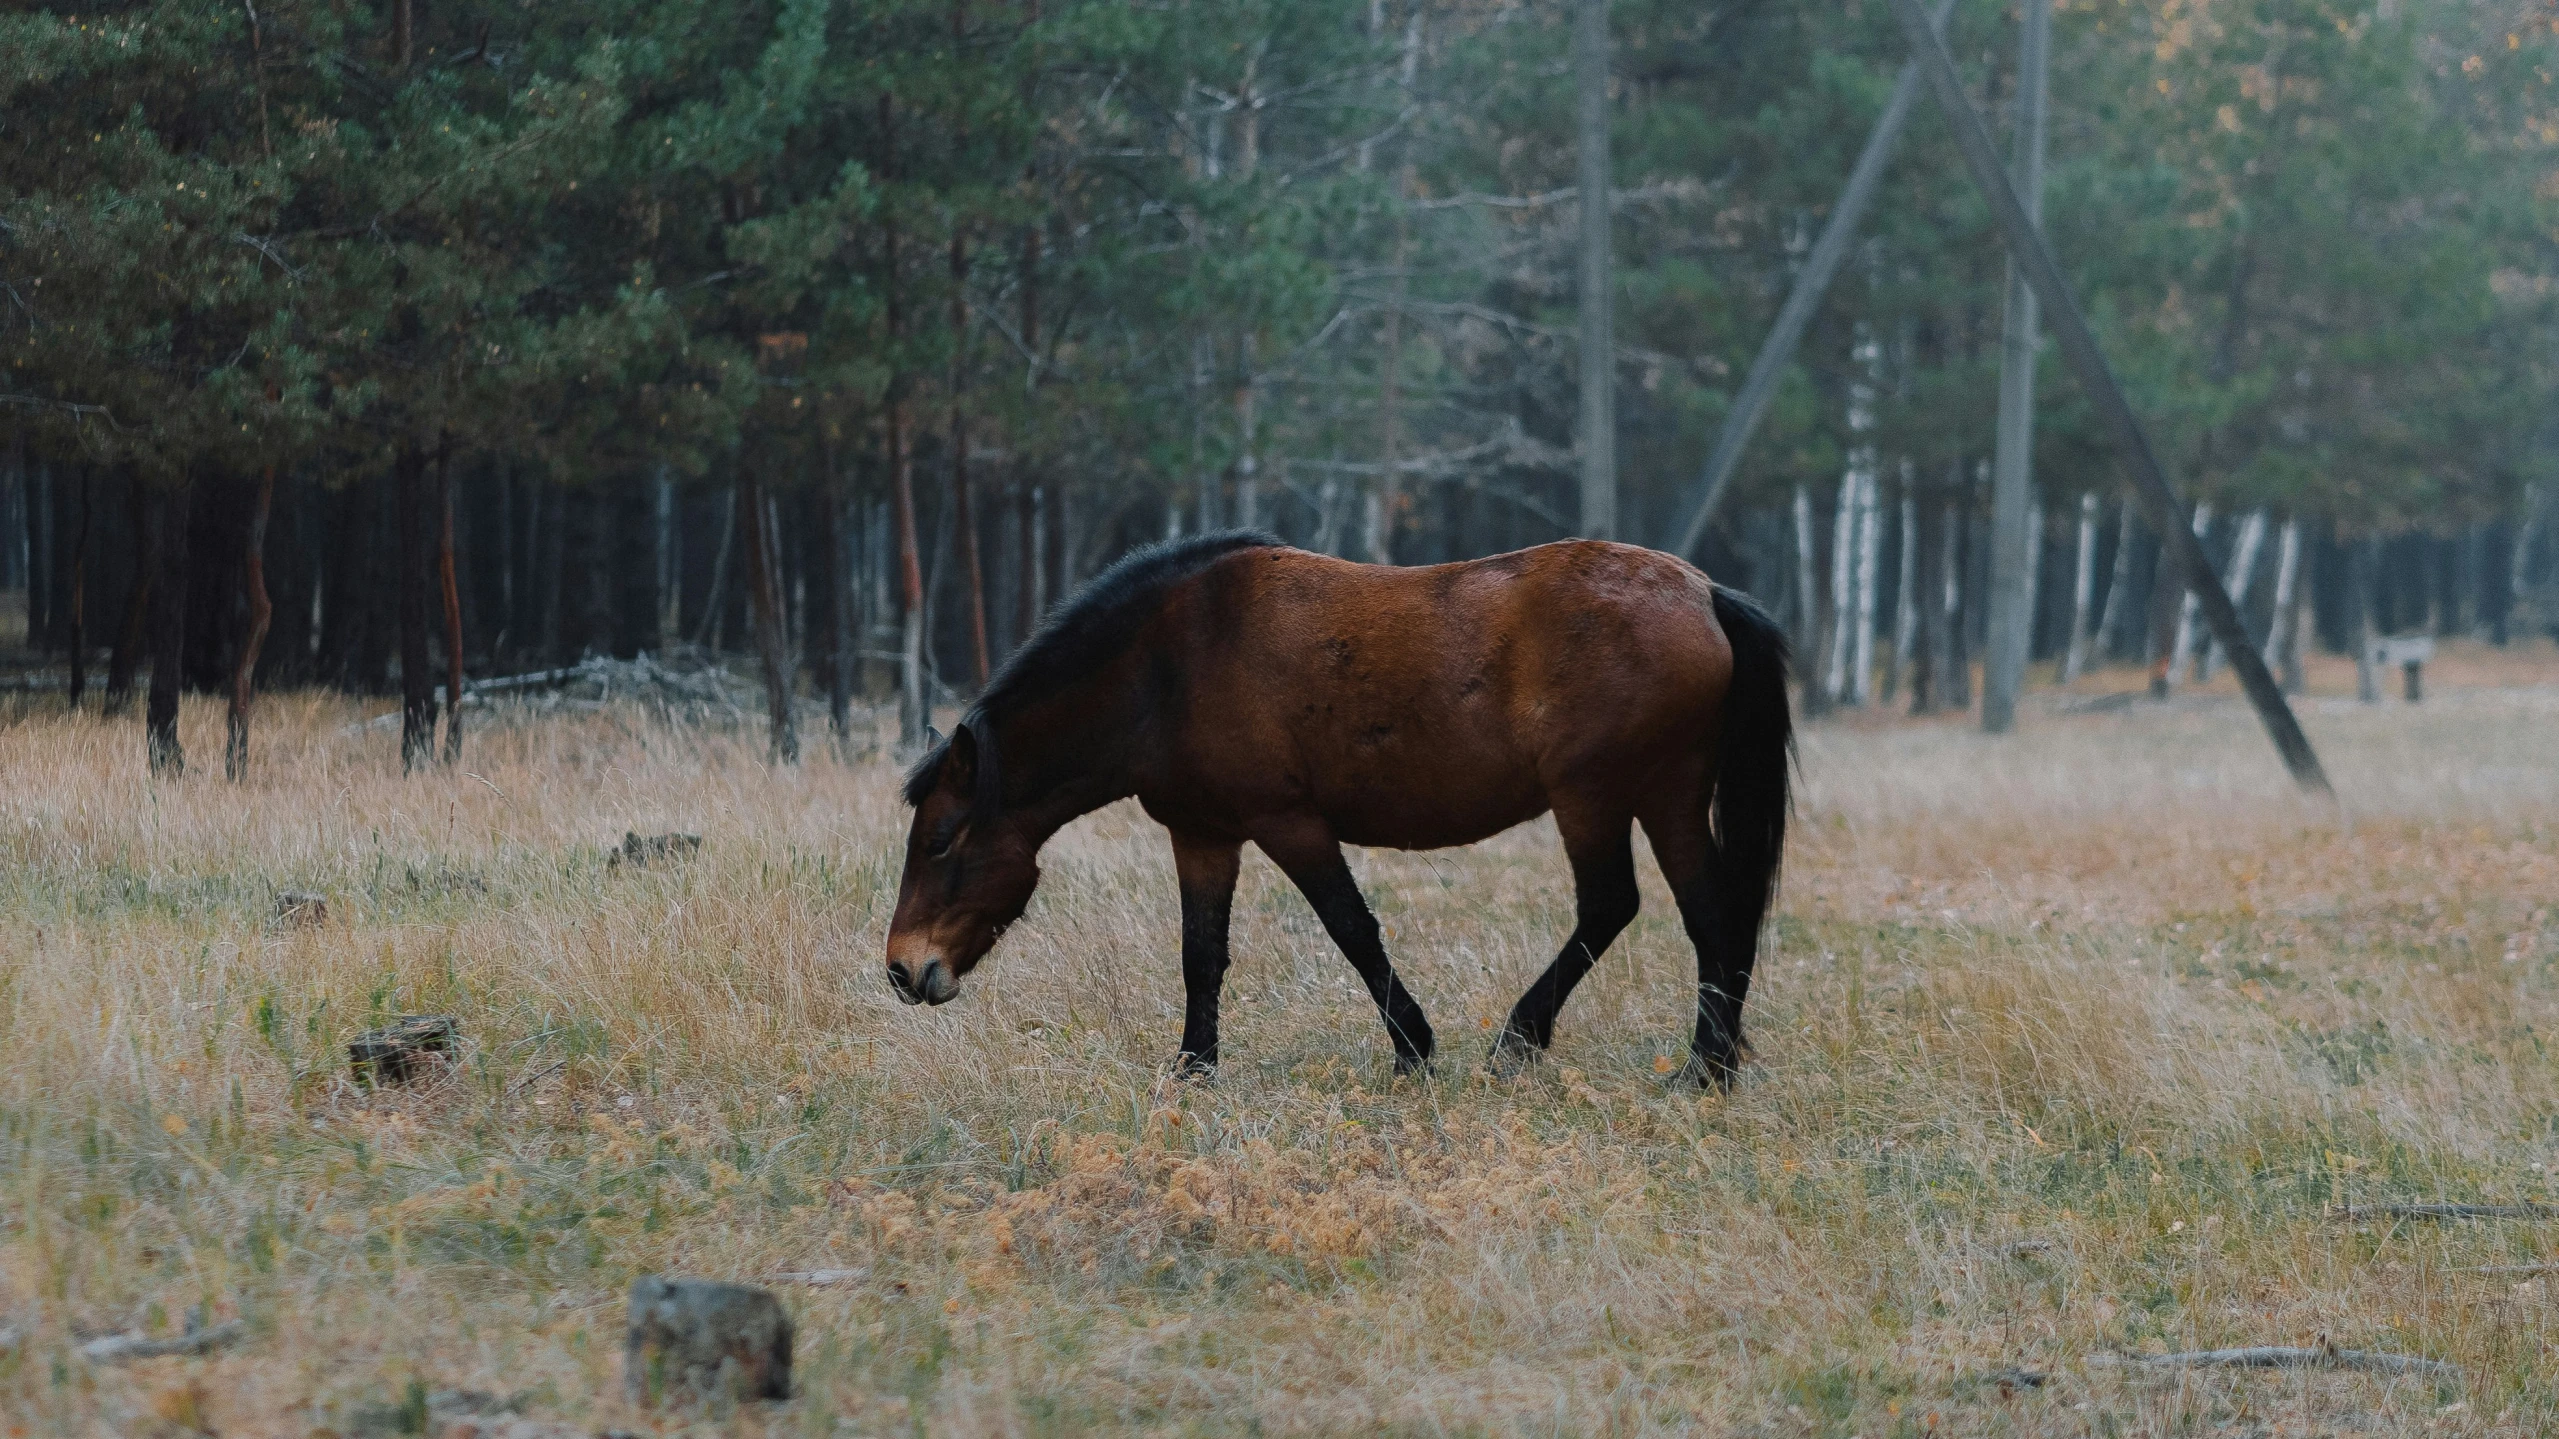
[[1911, 480, 1951, 716], [2351, 535, 2382, 702], [437, 444, 464, 766], [106, 477, 153, 715], [952, 430, 990, 687], [258, 474, 313, 685], [693, 486, 737, 649], [824, 461, 855, 744], [1947, 490, 1977, 709], [572, 488, 613, 660], [1800, 485, 1836, 721], [226, 468, 276, 780], [359, 478, 397, 693], [23, 460, 50, 652], [494, 460, 517, 655], [614, 474, 660, 657], [1015, 480, 1041, 647], [316, 477, 360, 688], [739, 470, 799, 764], [67, 466, 90, 707], [145, 480, 190, 777], [538, 481, 567, 663], [394, 444, 437, 772]]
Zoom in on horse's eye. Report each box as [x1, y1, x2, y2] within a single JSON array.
[[929, 825, 968, 861]]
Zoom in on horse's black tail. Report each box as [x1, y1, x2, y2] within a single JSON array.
[[1707, 584, 1794, 973]]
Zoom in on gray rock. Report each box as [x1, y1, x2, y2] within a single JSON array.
[[623, 1276, 792, 1405]]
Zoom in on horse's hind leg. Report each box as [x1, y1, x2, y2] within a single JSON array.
[[1641, 802, 1752, 1087], [1257, 821, 1435, 1075], [1490, 808, 1638, 1075]]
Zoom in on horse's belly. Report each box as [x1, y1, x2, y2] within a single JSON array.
[[1314, 762, 1548, 850]]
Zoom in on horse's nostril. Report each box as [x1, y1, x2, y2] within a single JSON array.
[[917, 958, 957, 1006]]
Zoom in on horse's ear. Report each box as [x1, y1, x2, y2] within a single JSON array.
[[925, 724, 945, 749], [942, 723, 976, 795]]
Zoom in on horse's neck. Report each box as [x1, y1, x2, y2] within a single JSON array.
[[997, 663, 1147, 844]]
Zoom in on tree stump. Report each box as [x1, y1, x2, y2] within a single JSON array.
[[274, 891, 330, 928], [623, 1276, 793, 1405], [347, 1015, 458, 1086], [609, 832, 701, 869]]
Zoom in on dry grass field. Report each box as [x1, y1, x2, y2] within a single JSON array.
[[5, 644, 2559, 1437]]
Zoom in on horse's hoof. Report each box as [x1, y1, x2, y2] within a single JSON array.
[[1676, 1048, 1741, 1091], [1485, 1027, 1544, 1079], [1169, 1053, 1218, 1083], [1392, 1051, 1434, 1079]]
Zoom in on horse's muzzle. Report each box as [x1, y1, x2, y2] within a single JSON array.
[[888, 956, 958, 1006]]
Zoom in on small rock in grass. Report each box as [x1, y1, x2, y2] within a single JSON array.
[[275, 891, 330, 928], [623, 1276, 792, 1406], [347, 1015, 458, 1087], [609, 832, 701, 869]]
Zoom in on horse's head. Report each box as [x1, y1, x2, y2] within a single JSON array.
[[886, 720, 1040, 1006]]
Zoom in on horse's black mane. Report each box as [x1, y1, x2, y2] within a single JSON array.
[[902, 529, 1282, 807]]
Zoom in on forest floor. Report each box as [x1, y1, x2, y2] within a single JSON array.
[[4, 643, 2559, 1437]]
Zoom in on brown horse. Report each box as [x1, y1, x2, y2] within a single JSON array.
[[885, 531, 1792, 1083]]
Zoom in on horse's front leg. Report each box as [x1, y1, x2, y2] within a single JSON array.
[[1170, 830, 1243, 1078], [1256, 820, 1436, 1076]]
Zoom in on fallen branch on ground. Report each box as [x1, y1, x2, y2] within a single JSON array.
[[80, 1321, 245, 1362], [2091, 1341, 2456, 1379]]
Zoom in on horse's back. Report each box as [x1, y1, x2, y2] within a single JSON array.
[[1157, 540, 1734, 848]]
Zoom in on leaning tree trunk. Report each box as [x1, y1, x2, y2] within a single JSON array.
[[437, 445, 465, 765], [225, 468, 275, 781], [106, 477, 151, 715], [145, 479, 190, 777], [67, 465, 91, 708], [393, 444, 437, 772], [739, 471, 800, 765]]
